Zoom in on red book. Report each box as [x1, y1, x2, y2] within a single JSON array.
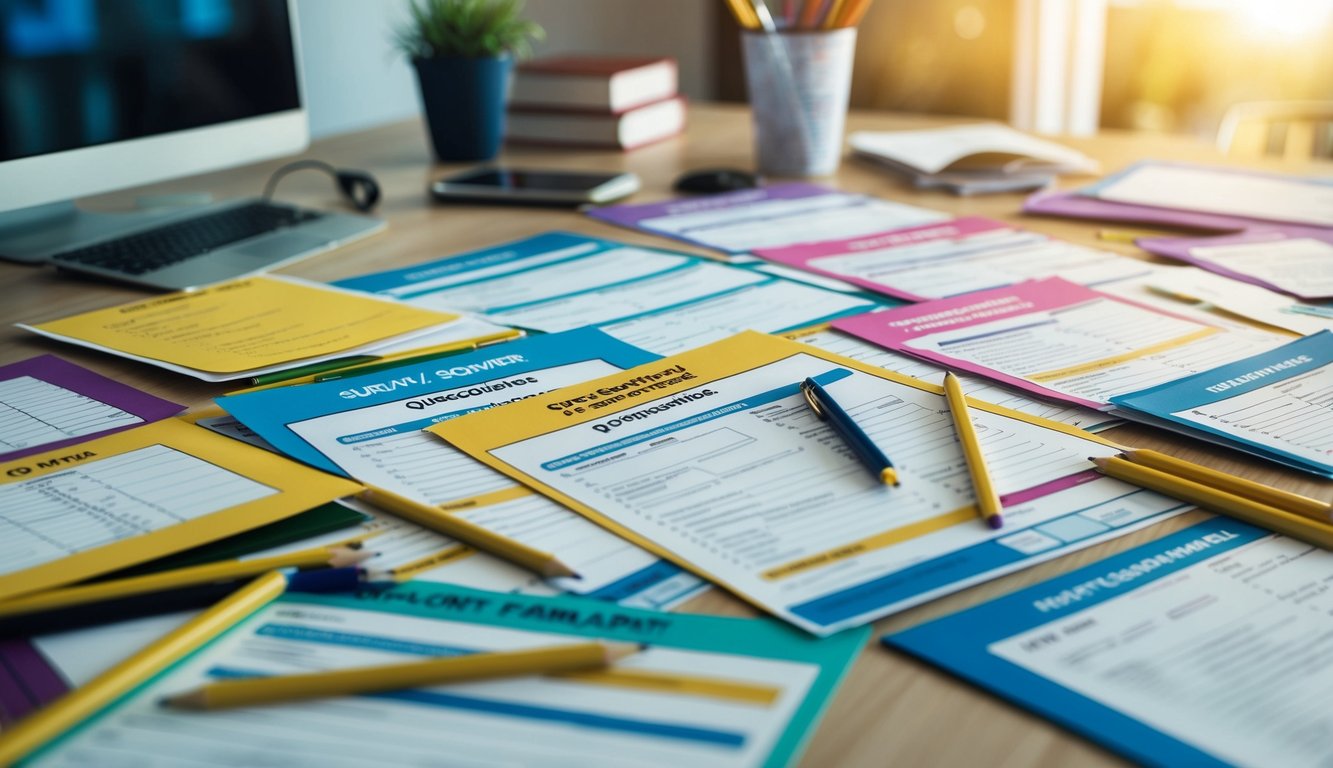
[[510, 55, 678, 113], [506, 97, 686, 151]]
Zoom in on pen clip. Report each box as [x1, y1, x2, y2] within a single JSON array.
[[800, 380, 826, 419]]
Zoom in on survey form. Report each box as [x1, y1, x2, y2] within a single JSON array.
[[888, 518, 1333, 768], [431, 332, 1185, 635], [1163, 231, 1333, 301], [0, 355, 182, 461], [834, 277, 1289, 410], [785, 327, 1117, 432], [587, 182, 947, 256], [186, 405, 696, 606], [216, 328, 705, 606], [0, 418, 360, 602], [335, 231, 878, 355], [1085, 162, 1333, 228], [753, 217, 1149, 302], [20, 276, 470, 382], [1111, 332, 1333, 478], [26, 583, 866, 768]]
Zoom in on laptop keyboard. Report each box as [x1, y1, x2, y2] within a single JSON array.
[[51, 202, 325, 276]]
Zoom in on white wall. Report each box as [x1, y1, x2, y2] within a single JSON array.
[[295, 0, 713, 139]]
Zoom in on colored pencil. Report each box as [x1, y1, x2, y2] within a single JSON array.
[[161, 641, 643, 710], [723, 0, 761, 28], [1121, 449, 1332, 522], [0, 546, 366, 622], [943, 373, 1004, 529], [356, 485, 580, 580], [1091, 456, 1333, 550]]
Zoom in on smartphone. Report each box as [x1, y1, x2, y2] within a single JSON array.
[[430, 167, 641, 206]]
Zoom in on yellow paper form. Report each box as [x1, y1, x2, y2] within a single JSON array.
[[0, 418, 362, 602], [25, 277, 458, 374], [431, 332, 1187, 635]]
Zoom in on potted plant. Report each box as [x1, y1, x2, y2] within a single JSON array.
[[395, 0, 544, 162]]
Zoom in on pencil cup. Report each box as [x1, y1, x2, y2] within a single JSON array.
[[741, 28, 856, 177]]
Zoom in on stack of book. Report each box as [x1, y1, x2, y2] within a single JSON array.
[[507, 55, 685, 151]]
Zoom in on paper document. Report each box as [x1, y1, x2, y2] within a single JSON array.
[[0, 418, 361, 601], [334, 231, 878, 356], [786, 327, 1117, 431], [21, 276, 466, 381], [1111, 331, 1333, 478], [848, 124, 1097, 175], [0, 355, 181, 461], [1144, 267, 1330, 336], [889, 518, 1333, 768], [586, 182, 947, 256], [754, 217, 1149, 301], [432, 332, 1184, 635], [1186, 234, 1333, 300], [1087, 163, 1333, 228], [216, 328, 706, 606], [834, 277, 1289, 409], [28, 583, 867, 768]]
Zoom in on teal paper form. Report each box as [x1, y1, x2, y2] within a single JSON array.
[[28, 583, 868, 768]]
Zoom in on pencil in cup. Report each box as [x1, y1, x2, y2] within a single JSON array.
[[943, 373, 1004, 530], [1121, 448, 1331, 522], [1091, 456, 1333, 550], [355, 485, 580, 580], [161, 641, 643, 710]]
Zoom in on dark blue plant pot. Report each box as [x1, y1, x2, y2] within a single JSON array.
[[414, 55, 511, 162]]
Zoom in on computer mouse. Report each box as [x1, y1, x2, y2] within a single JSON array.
[[672, 168, 761, 194]]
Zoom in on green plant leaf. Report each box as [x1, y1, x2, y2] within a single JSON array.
[[393, 0, 542, 59]]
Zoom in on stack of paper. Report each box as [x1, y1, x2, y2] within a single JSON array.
[[849, 123, 1098, 195]]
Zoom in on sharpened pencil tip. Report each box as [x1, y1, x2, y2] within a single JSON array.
[[603, 641, 645, 663]]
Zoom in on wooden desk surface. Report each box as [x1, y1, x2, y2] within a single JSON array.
[[3, 103, 1329, 767]]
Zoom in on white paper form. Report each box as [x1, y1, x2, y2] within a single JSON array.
[[1111, 332, 1333, 477], [435, 334, 1185, 635], [1090, 164, 1333, 228], [0, 445, 274, 576], [991, 530, 1333, 768], [889, 519, 1333, 768], [29, 585, 861, 768], [834, 277, 1290, 410], [754, 217, 1150, 302], [587, 182, 947, 257], [601, 279, 874, 356], [789, 327, 1117, 431], [217, 329, 706, 607], [1190, 237, 1333, 299], [0, 376, 141, 452], [334, 231, 878, 351]]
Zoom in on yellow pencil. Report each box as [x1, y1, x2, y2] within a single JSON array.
[[943, 372, 1004, 529], [0, 545, 365, 620], [357, 485, 579, 580], [0, 572, 287, 766], [723, 0, 761, 28], [1121, 449, 1332, 522], [1091, 456, 1333, 550], [161, 641, 643, 710]]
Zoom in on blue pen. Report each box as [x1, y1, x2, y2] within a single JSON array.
[[285, 567, 395, 594], [801, 377, 900, 486]]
